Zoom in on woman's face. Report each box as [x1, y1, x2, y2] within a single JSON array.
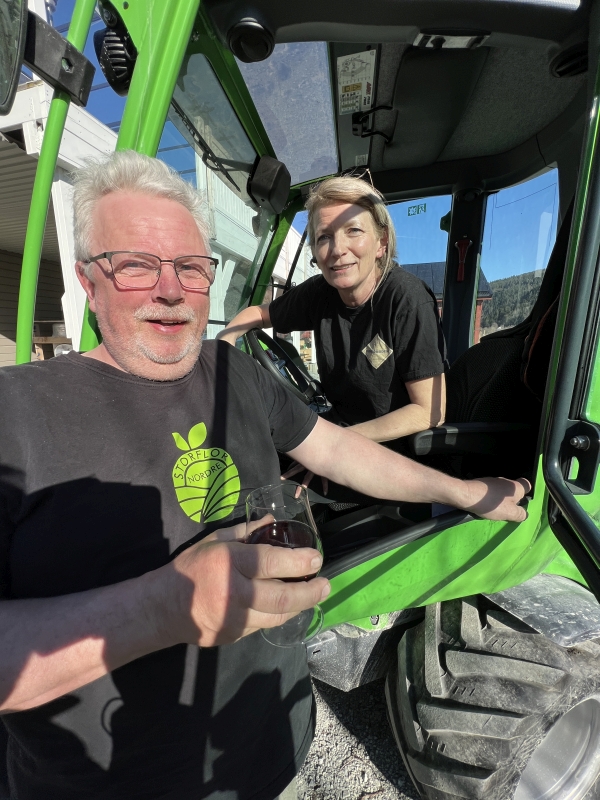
[[312, 203, 388, 301]]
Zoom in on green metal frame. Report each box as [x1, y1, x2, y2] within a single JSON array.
[[249, 195, 304, 307], [13, 0, 598, 632], [13, 0, 279, 357], [14, 0, 97, 364]]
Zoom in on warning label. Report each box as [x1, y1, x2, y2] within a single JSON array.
[[337, 50, 376, 116]]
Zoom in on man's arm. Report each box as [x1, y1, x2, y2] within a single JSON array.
[[288, 417, 529, 522], [0, 524, 326, 714], [216, 304, 271, 346], [351, 374, 446, 442]]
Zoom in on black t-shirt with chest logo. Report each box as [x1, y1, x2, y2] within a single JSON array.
[[270, 265, 448, 426], [0, 341, 317, 800]]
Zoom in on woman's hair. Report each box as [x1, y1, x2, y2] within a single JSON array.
[[305, 175, 397, 283], [72, 150, 209, 267]]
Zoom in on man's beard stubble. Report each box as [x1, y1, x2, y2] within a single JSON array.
[[133, 304, 202, 365], [96, 302, 206, 379]]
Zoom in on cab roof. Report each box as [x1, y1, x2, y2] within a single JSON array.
[[206, 0, 590, 200]]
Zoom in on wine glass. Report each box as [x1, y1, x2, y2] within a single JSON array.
[[245, 481, 324, 647]]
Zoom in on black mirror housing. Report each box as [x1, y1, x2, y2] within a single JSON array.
[[0, 0, 27, 115], [247, 155, 291, 215]]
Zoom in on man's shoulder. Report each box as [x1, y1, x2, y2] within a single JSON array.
[[0, 358, 83, 437], [202, 338, 262, 378], [0, 356, 76, 389]]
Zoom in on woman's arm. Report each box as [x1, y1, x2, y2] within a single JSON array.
[[289, 417, 529, 522], [351, 373, 446, 442], [216, 304, 272, 346]]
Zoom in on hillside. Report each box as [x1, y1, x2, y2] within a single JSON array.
[[480, 269, 545, 333]]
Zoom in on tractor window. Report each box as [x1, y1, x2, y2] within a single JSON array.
[[159, 53, 278, 340], [389, 195, 452, 318], [238, 43, 339, 185], [478, 169, 559, 342]]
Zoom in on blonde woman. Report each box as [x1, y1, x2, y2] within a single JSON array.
[[221, 173, 447, 436]]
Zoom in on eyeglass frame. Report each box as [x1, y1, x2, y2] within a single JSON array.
[[85, 251, 219, 290]]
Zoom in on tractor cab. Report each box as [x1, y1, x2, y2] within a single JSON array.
[[4, 0, 600, 796]]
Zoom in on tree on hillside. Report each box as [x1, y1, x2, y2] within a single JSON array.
[[480, 269, 545, 332]]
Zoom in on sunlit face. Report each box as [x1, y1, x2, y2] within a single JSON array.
[[76, 191, 211, 381], [312, 202, 388, 302]]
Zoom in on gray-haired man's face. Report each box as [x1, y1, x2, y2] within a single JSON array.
[[76, 190, 210, 381]]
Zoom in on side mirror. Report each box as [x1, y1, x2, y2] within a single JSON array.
[[247, 155, 291, 215], [0, 0, 27, 115], [0, 3, 95, 117]]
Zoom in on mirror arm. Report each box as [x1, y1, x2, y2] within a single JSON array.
[[23, 10, 95, 107]]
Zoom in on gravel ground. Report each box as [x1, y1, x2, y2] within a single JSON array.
[[298, 679, 419, 800]]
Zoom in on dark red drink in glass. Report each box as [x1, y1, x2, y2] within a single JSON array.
[[246, 519, 318, 580], [245, 481, 323, 645]]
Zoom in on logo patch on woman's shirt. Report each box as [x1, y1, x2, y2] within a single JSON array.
[[362, 334, 393, 369]]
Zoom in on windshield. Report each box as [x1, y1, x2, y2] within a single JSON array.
[[171, 52, 258, 206], [163, 53, 277, 339], [238, 42, 339, 185]]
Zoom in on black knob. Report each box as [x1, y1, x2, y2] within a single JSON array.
[[570, 435, 590, 451]]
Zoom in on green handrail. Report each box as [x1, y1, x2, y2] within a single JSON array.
[[14, 0, 97, 364]]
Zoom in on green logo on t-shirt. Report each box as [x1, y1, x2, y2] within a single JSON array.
[[172, 422, 240, 523]]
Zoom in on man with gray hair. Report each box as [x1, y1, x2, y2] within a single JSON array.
[[0, 150, 528, 800]]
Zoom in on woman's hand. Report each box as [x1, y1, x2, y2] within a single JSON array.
[[281, 460, 329, 497]]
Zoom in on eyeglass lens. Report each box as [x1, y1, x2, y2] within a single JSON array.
[[110, 253, 216, 288]]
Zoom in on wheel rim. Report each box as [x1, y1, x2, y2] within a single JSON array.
[[514, 696, 600, 800]]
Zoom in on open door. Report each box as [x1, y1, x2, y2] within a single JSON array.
[[543, 78, 600, 601]]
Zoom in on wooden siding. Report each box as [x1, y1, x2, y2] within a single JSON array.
[[0, 249, 64, 367]]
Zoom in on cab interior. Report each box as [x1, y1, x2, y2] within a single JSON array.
[[186, 0, 593, 563]]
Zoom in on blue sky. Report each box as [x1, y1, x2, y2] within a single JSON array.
[[389, 195, 452, 266], [480, 169, 558, 282]]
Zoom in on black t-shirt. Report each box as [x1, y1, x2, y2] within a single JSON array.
[[0, 342, 317, 800], [270, 266, 447, 425]]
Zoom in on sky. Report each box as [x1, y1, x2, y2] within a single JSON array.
[[480, 169, 559, 282]]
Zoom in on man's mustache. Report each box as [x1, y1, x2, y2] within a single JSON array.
[[134, 306, 196, 323]]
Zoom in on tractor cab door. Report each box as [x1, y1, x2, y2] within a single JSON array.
[[544, 88, 600, 601]]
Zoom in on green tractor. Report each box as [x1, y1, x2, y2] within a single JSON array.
[[3, 0, 600, 797]]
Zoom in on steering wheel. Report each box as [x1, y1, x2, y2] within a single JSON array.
[[245, 328, 320, 405]]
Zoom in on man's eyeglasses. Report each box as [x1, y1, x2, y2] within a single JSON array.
[[86, 252, 219, 290]]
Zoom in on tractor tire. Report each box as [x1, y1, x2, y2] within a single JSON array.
[[385, 595, 600, 800]]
